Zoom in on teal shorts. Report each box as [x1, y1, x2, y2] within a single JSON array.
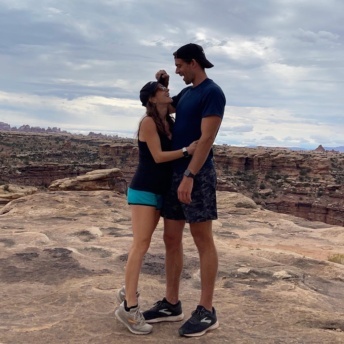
[[127, 187, 163, 210]]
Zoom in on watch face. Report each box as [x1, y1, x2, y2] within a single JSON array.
[[184, 169, 194, 178]]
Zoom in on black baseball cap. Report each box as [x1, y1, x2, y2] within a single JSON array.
[[173, 43, 214, 68], [139, 81, 159, 107]]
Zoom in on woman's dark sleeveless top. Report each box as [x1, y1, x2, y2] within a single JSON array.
[[129, 133, 173, 195]]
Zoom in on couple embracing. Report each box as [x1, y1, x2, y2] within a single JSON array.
[[115, 43, 226, 338]]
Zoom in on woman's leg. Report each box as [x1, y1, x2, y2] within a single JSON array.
[[125, 205, 160, 307], [163, 218, 185, 304]]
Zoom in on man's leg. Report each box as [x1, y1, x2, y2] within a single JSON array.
[[163, 218, 185, 304], [189, 220, 218, 311], [178, 219, 219, 337]]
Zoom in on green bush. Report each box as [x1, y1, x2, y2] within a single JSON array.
[[328, 254, 344, 265]]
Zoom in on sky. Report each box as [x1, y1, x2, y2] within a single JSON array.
[[0, 0, 343, 149]]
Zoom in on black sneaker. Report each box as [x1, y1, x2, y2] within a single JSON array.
[[179, 305, 219, 337], [142, 298, 184, 323]]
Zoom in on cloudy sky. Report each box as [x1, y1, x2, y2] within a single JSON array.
[[1, 0, 343, 149]]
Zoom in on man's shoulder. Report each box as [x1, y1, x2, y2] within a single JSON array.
[[203, 79, 225, 99], [205, 78, 223, 91]]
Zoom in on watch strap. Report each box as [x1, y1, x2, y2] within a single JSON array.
[[182, 147, 189, 158], [184, 169, 195, 178]]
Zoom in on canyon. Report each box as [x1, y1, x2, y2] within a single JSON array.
[[0, 131, 343, 226]]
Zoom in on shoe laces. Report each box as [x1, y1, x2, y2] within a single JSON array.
[[153, 299, 165, 308], [132, 308, 146, 325], [191, 306, 209, 321]]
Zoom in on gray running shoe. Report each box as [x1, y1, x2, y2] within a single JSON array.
[[116, 286, 140, 304], [143, 298, 184, 323], [115, 302, 153, 335]]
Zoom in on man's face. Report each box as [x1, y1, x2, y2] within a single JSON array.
[[174, 58, 193, 85]]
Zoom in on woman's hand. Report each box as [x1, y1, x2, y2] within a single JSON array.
[[186, 140, 198, 155]]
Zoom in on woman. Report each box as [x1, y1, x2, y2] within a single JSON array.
[[115, 80, 197, 335]]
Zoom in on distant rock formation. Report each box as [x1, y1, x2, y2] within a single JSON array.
[[0, 121, 66, 134], [314, 144, 326, 152], [0, 121, 11, 130], [0, 121, 120, 139]]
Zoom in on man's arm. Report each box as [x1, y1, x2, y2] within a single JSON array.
[[177, 115, 222, 204]]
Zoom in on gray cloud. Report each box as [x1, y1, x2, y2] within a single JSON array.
[[0, 0, 343, 149]]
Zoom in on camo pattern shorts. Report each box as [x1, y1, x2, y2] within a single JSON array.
[[161, 162, 218, 223]]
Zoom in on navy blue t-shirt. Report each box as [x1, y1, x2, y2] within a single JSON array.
[[171, 78, 226, 172]]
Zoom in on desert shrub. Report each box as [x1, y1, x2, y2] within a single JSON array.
[[328, 254, 344, 265], [259, 182, 266, 189]]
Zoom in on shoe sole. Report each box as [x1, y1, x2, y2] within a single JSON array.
[[145, 313, 184, 324], [181, 320, 219, 337], [115, 309, 152, 335]]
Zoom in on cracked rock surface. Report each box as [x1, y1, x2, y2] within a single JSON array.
[[1, 190, 344, 344]]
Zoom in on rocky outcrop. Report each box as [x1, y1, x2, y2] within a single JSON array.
[[1, 132, 344, 226], [5, 162, 109, 188], [0, 131, 125, 187], [212, 146, 344, 226], [99, 143, 138, 182], [48, 168, 127, 193], [0, 184, 38, 205]]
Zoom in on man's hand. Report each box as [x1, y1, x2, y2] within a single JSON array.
[[155, 70, 169, 87], [177, 177, 193, 204]]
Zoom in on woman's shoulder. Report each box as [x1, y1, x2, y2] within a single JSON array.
[[140, 115, 155, 126], [139, 116, 158, 141], [140, 116, 158, 131]]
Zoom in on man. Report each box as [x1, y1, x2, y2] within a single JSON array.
[[143, 43, 226, 337]]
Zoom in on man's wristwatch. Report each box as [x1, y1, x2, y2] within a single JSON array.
[[184, 169, 195, 179], [182, 147, 189, 158]]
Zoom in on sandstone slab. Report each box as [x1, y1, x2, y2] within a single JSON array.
[[0, 191, 344, 343]]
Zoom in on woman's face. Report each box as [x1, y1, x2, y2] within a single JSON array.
[[150, 84, 172, 105]]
